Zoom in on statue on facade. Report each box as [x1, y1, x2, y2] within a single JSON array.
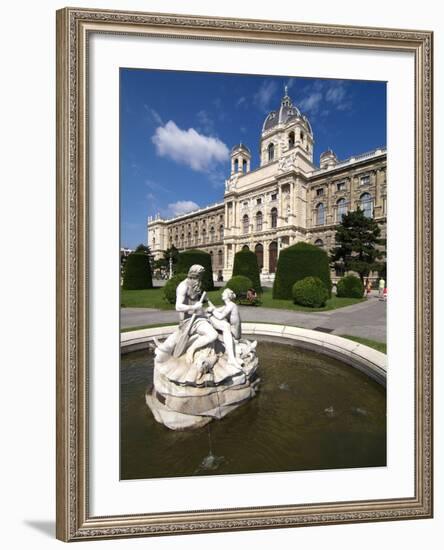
[[146, 265, 260, 430]]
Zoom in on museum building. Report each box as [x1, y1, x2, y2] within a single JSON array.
[[147, 88, 386, 281]]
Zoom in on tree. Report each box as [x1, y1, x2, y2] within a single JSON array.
[[273, 242, 332, 300], [134, 243, 154, 268], [330, 208, 386, 283], [232, 250, 262, 293], [162, 245, 180, 271], [176, 249, 214, 291], [122, 251, 153, 290]]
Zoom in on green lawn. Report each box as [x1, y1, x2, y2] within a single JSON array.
[[339, 335, 387, 354], [121, 286, 364, 312]]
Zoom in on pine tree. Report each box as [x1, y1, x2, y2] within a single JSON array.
[[330, 208, 386, 282]]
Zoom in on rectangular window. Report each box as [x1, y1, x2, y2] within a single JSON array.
[[256, 197, 262, 205], [360, 174, 370, 186], [336, 181, 346, 191], [271, 193, 277, 201], [316, 188, 324, 197]]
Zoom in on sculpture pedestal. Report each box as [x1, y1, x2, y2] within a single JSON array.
[[146, 339, 260, 430]]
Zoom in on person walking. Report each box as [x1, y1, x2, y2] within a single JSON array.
[[365, 277, 372, 299], [378, 277, 386, 301]]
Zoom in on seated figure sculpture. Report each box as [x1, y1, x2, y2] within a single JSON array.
[[147, 264, 260, 430]]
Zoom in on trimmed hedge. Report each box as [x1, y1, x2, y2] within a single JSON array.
[[292, 277, 328, 308], [273, 242, 332, 300], [122, 252, 153, 290], [232, 250, 262, 293], [163, 273, 187, 304], [336, 275, 364, 298], [176, 249, 214, 291], [225, 275, 252, 298]]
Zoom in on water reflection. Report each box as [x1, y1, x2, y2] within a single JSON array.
[[120, 342, 386, 480]]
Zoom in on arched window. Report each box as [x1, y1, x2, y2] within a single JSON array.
[[202, 228, 206, 242], [316, 203, 325, 225], [337, 198, 348, 221], [360, 193, 373, 218], [270, 207, 278, 228], [218, 249, 223, 266], [210, 226, 215, 242], [288, 131, 295, 149], [314, 239, 324, 248], [268, 143, 275, 162], [234, 158, 239, 172], [242, 214, 249, 234], [242, 244, 250, 251], [194, 230, 198, 244], [256, 211, 263, 231], [243, 159, 247, 173], [187, 232, 191, 245]]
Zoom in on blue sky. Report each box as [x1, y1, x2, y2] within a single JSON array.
[[120, 69, 386, 248]]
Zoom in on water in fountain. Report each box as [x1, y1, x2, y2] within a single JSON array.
[[197, 376, 225, 472]]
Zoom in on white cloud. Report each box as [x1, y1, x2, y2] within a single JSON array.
[[144, 105, 163, 126], [196, 110, 215, 134], [325, 82, 352, 111], [145, 178, 171, 194], [254, 80, 278, 112], [152, 120, 229, 172], [165, 200, 200, 217], [326, 85, 346, 104], [298, 92, 323, 114], [236, 96, 246, 107]]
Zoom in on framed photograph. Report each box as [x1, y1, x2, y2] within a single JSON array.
[[56, 7, 433, 541]]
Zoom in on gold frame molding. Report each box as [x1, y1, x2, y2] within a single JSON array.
[[56, 7, 433, 542]]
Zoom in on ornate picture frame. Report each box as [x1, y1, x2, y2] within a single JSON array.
[[56, 7, 433, 541]]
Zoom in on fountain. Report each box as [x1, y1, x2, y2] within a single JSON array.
[[145, 264, 260, 430]]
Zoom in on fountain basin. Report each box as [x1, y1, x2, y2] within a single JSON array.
[[121, 323, 386, 386], [120, 329, 386, 480]]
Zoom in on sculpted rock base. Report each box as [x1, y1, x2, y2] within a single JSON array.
[[146, 338, 260, 430]]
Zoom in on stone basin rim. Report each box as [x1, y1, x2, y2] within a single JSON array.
[[121, 323, 387, 387]]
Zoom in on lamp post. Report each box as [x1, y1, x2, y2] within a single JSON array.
[[169, 254, 173, 279]]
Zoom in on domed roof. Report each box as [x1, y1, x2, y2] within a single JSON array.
[[320, 148, 336, 158], [231, 142, 251, 155], [262, 87, 303, 133]]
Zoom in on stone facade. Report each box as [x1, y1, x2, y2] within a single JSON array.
[[148, 89, 386, 282]]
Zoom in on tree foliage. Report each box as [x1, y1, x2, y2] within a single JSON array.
[[273, 242, 332, 300], [225, 275, 253, 298], [336, 274, 364, 298], [232, 250, 262, 293], [163, 273, 187, 304], [176, 249, 214, 291], [330, 208, 386, 282], [122, 251, 153, 290], [292, 277, 328, 308]]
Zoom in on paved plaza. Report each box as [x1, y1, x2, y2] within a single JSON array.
[[121, 295, 387, 342]]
